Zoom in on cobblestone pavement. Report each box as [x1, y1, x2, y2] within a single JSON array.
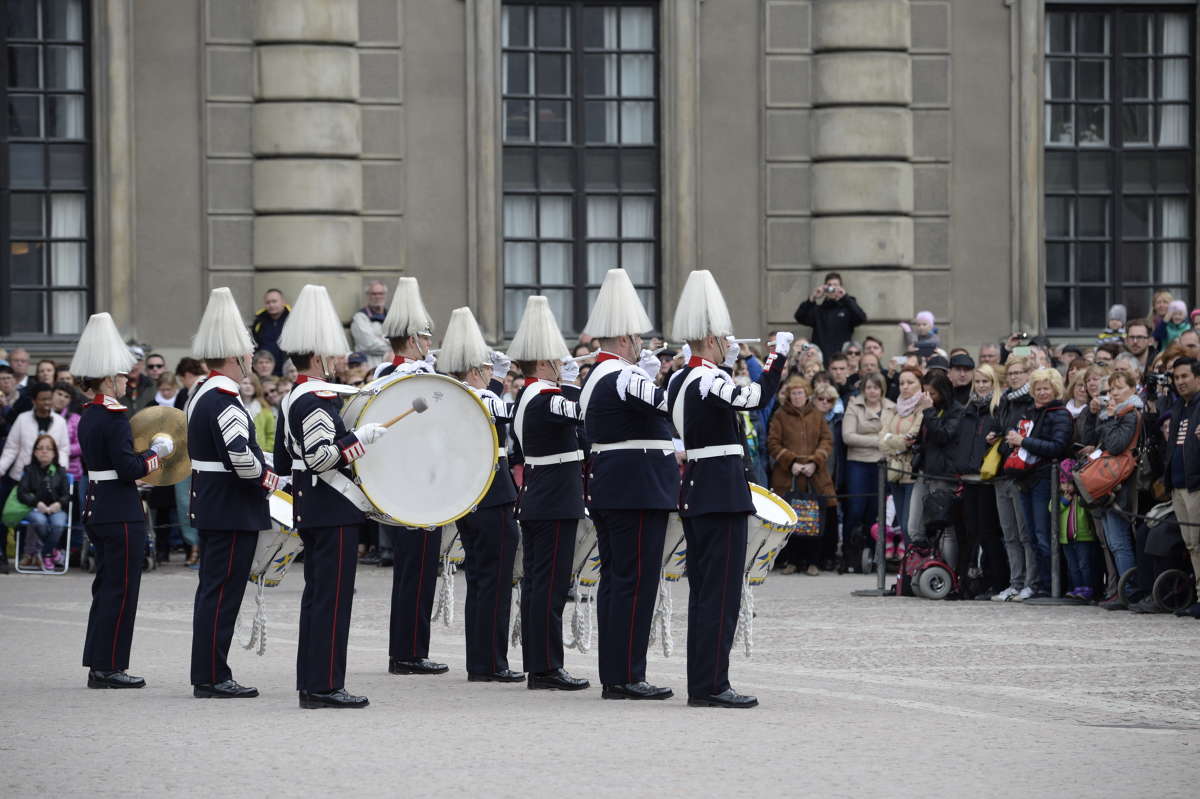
[[2, 564, 1197, 798]]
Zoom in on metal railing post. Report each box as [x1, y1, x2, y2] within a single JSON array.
[[876, 463, 888, 591]]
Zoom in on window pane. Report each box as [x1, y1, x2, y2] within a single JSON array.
[[587, 243, 619, 282], [539, 196, 571, 238], [1076, 243, 1107, 282], [1046, 243, 1069, 282], [1077, 152, 1110, 191], [540, 243, 572, 284], [1076, 104, 1107, 145], [46, 0, 85, 40], [1161, 198, 1189, 238], [9, 142, 44, 187], [621, 101, 654, 144], [1122, 14, 1151, 55], [1122, 153, 1153, 192], [1076, 60, 1107, 101], [536, 53, 569, 96], [502, 6, 530, 48], [504, 242, 536, 284], [505, 52, 531, 94], [504, 289, 534, 335], [541, 289, 572, 332], [1159, 59, 1189, 101], [1160, 14, 1190, 56], [52, 292, 86, 335], [1160, 243, 1189, 285], [1046, 287, 1072, 329], [8, 94, 40, 136], [1121, 105, 1151, 146], [504, 149, 535, 190], [587, 196, 618, 238], [48, 143, 86, 187], [10, 193, 43, 237], [504, 100, 532, 143], [51, 193, 86, 237], [1045, 151, 1073, 191], [1122, 197, 1151, 238], [585, 101, 619, 143], [536, 6, 568, 48], [1120, 242, 1151, 283], [1076, 14, 1107, 55], [621, 54, 654, 97], [10, 241, 44, 285], [538, 149, 573, 191], [621, 7, 654, 50], [1046, 13, 1071, 54], [7, 45, 40, 88], [10, 292, 46, 334], [45, 45, 83, 89], [46, 94, 84, 138], [585, 150, 618, 190], [584, 54, 618, 96], [1120, 288, 1152, 321], [637, 289, 656, 327], [621, 243, 653, 283], [1047, 60, 1073, 100], [1077, 288, 1109, 329], [582, 7, 618, 49], [503, 195, 536, 237], [622, 150, 657, 191], [1046, 104, 1073, 145], [536, 100, 570, 143], [7, 0, 38, 38], [1077, 197, 1106, 237], [1122, 59, 1150, 100], [1157, 105, 1188, 147], [1045, 196, 1072, 237], [51, 241, 85, 284], [622, 196, 654, 238]]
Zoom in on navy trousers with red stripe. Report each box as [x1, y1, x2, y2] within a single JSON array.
[[82, 521, 145, 671], [681, 512, 748, 699], [296, 525, 360, 692], [593, 509, 668, 686], [190, 529, 257, 685], [387, 526, 443, 661], [519, 518, 577, 674], [456, 505, 519, 675]]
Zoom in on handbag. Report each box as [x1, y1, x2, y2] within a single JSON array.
[[786, 477, 822, 538], [1002, 419, 1038, 475], [1074, 412, 1142, 506], [979, 440, 1002, 481], [2, 489, 31, 529]]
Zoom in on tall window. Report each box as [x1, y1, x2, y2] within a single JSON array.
[[1044, 7, 1194, 331], [501, 1, 660, 335], [2, 0, 91, 339]]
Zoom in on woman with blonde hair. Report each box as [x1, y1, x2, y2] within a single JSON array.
[[956, 363, 1008, 595], [1152, 290, 1174, 329], [988, 355, 1035, 601]]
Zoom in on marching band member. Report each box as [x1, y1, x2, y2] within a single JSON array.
[[275, 285, 387, 709], [186, 288, 277, 699], [507, 296, 590, 691], [375, 277, 448, 676], [579, 269, 676, 701], [665, 271, 791, 709], [71, 313, 170, 689], [438, 307, 523, 683]]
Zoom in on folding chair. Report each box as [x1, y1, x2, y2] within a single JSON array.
[[14, 475, 74, 575]]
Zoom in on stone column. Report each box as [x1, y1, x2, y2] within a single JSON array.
[[252, 0, 364, 309], [811, 0, 913, 348]]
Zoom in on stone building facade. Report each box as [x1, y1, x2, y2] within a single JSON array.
[[1, 0, 1196, 361]]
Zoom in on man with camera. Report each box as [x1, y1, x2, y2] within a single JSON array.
[[793, 273, 867, 358], [1165, 358, 1200, 619]]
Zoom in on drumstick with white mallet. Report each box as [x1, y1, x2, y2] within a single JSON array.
[[382, 396, 430, 428]]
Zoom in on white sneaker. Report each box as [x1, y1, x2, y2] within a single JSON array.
[[991, 587, 1017, 602], [1011, 586, 1035, 602]]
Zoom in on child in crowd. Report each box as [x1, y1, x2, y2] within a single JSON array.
[[154, 372, 179, 407], [1096, 304, 1127, 344], [1191, 309, 1200, 332], [1154, 300, 1191, 348], [1057, 460, 1098, 601], [899, 311, 940, 356], [18, 434, 71, 572]]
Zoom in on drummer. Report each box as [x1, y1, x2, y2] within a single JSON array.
[[507, 296, 590, 691], [665, 270, 791, 709], [578, 269, 676, 701], [186, 288, 279, 699], [374, 277, 449, 677], [71, 312, 172, 689], [276, 284, 388, 709], [437, 307, 524, 683]]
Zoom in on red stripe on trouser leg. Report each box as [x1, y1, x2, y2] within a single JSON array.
[[714, 518, 732, 688], [330, 527, 344, 688], [212, 536, 236, 682], [627, 511, 644, 682], [111, 523, 130, 669]]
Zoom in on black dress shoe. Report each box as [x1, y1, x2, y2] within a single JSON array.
[[528, 668, 590, 691], [87, 670, 146, 689], [602, 681, 673, 700], [468, 669, 526, 683], [687, 688, 758, 709], [379, 556, 393, 567], [389, 657, 449, 675], [194, 679, 259, 698], [298, 688, 369, 709]]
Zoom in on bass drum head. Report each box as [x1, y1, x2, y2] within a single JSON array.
[[347, 373, 499, 528]]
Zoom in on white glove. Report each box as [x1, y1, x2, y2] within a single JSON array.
[[723, 336, 739, 368], [354, 423, 389, 446], [637, 349, 661, 380], [774, 331, 794, 356], [490, 350, 511, 378], [423, 349, 437, 367], [559, 357, 580, 384], [681, 343, 691, 362], [149, 434, 174, 459]]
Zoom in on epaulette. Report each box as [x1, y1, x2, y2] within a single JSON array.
[[215, 386, 238, 396], [102, 402, 128, 412], [314, 390, 338, 399], [537, 385, 561, 395]]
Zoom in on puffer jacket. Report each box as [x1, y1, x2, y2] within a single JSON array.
[[842, 394, 894, 463], [1013, 398, 1073, 485], [912, 403, 963, 478], [956, 395, 997, 476], [879, 405, 923, 484], [992, 385, 1035, 461], [767, 401, 837, 507], [17, 461, 70, 508]]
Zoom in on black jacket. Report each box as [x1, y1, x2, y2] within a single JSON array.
[[992, 387, 1035, 460], [1164, 394, 1200, 491], [1081, 403, 1142, 507], [1013, 399, 1073, 484], [17, 461, 70, 507], [252, 307, 290, 376], [955, 397, 996, 475], [912, 403, 962, 478], [793, 295, 867, 356]]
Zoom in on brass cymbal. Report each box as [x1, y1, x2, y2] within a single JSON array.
[[130, 406, 190, 486]]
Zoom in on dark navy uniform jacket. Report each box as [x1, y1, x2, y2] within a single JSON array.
[[186, 373, 276, 531], [274, 375, 367, 529], [78, 394, 159, 524], [473, 378, 517, 509], [511, 379, 584, 521], [666, 353, 785, 517], [581, 352, 678, 511]]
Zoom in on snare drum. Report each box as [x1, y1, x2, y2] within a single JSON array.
[[662, 514, 687, 582], [745, 484, 798, 585], [442, 524, 466, 567], [572, 514, 601, 587], [247, 491, 304, 587], [341, 372, 499, 528]]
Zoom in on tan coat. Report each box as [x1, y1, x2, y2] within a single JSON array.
[[878, 405, 923, 484], [842, 394, 894, 463], [767, 401, 837, 507]]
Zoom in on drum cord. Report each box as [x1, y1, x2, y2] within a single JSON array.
[[647, 574, 674, 658], [431, 553, 456, 627]]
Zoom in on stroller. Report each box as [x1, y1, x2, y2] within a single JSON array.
[[1117, 502, 1197, 612], [892, 487, 960, 600]]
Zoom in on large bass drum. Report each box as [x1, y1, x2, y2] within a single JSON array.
[[341, 373, 499, 528]]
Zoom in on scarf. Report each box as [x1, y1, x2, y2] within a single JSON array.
[[1004, 383, 1031, 402], [1098, 393, 1144, 421], [895, 393, 921, 417], [360, 305, 386, 323], [969, 390, 992, 407], [154, 391, 176, 407]]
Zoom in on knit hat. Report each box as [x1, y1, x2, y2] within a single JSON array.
[[1107, 304, 1127, 325], [915, 311, 935, 327], [1168, 299, 1188, 316]]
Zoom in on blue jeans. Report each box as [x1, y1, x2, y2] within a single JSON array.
[[26, 510, 68, 556], [1101, 509, 1137, 578], [843, 461, 879, 542], [174, 477, 199, 550], [1018, 476, 1053, 593], [1063, 541, 1098, 591], [889, 482, 914, 543]]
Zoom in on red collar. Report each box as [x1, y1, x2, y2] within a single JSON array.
[[392, 356, 408, 365], [207, 369, 222, 378], [296, 375, 316, 384], [687, 356, 716, 369], [594, 351, 622, 364], [90, 394, 110, 406]]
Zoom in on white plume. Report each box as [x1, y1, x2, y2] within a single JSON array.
[[383, 276, 434, 339], [438, 307, 491, 375], [670, 270, 734, 342], [192, 287, 254, 360], [583, 268, 653, 338], [506, 295, 570, 362], [278, 284, 349, 357], [70, 313, 136, 378]]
